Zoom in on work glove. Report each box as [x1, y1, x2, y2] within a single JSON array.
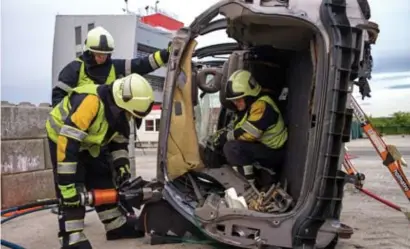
[[58, 184, 81, 207], [212, 128, 229, 150], [116, 164, 132, 186]]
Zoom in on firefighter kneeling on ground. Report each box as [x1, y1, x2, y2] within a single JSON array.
[[46, 73, 154, 249], [213, 69, 288, 185]]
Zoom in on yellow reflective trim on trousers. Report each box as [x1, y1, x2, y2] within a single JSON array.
[[58, 184, 77, 199], [60, 125, 87, 141], [104, 215, 127, 231], [111, 149, 128, 161], [112, 134, 129, 143], [59, 232, 87, 246], [97, 208, 122, 221], [57, 162, 77, 174], [154, 51, 164, 67], [64, 219, 85, 232], [241, 121, 262, 138]]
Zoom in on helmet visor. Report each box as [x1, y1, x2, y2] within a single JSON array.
[[225, 80, 244, 100], [132, 101, 154, 118]]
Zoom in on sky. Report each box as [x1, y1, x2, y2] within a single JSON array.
[[1, 0, 409, 116]]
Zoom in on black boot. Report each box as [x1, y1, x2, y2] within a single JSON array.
[[105, 215, 145, 240]]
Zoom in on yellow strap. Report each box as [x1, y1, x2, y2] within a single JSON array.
[[58, 184, 77, 199], [154, 51, 164, 67]]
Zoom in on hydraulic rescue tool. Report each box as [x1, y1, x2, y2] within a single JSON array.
[[342, 97, 410, 220], [349, 97, 410, 202], [1, 177, 163, 217], [75, 177, 162, 208]]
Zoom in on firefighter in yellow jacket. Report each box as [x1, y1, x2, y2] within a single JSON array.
[[214, 69, 288, 184], [52, 26, 170, 217], [52, 26, 170, 107], [46, 74, 154, 249]]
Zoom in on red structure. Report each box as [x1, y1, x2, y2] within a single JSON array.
[[152, 104, 161, 110], [140, 13, 184, 31]]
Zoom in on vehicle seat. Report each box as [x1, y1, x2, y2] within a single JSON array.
[[219, 50, 248, 111]]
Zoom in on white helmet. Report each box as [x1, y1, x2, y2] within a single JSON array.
[[112, 74, 155, 118], [84, 26, 115, 54]]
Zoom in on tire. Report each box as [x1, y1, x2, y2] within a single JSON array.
[[357, 0, 371, 20], [323, 235, 339, 249]]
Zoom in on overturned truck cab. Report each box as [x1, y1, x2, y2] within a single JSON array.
[[154, 0, 379, 248]]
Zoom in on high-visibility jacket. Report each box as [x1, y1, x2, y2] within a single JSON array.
[[234, 95, 287, 149], [76, 58, 117, 87], [54, 58, 117, 94], [45, 84, 122, 157]]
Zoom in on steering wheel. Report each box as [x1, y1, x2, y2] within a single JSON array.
[[196, 67, 223, 93]]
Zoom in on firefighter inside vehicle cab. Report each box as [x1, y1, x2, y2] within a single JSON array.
[[52, 26, 169, 106], [45, 74, 154, 249], [213, 69, 288, 185]]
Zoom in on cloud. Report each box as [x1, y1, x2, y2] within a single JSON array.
[[355, 71, 410, 116], [387, 84, 410, 89]]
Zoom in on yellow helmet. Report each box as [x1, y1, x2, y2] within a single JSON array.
[[112, 74, 155, 118], [225, 69, 261, 100], [84, 26, 115, 54]]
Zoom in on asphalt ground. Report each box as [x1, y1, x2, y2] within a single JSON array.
[[1, 136, 409, 249]]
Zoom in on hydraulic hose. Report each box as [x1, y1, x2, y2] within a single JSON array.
[[0, 202, 93, 249], [1, 199, 58, 216], [2, 206, 55, 224], [0, 239, 26, 249]]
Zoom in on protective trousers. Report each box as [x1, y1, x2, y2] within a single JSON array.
[[48, 140, 128, 249], [223, 140, 285, 186]]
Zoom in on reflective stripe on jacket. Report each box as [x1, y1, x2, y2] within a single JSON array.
[[46, 84, 117, 157], [235, 95, 287, 149]]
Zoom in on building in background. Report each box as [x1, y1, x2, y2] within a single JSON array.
[[52, 12, 184, 146], [135, 104, 161, 147]]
